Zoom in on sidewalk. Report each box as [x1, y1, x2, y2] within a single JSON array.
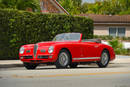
[[0, 55, 130, 68], [0, 60, 23, 68], [110, 55, 130, 64]]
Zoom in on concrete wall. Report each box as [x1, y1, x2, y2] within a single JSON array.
[[94, 25, 130, 37], [94, 26, 109, 36], [126, 26, 130, 37]]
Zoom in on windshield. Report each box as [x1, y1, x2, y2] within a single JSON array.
[[53, 33, 81, 41]]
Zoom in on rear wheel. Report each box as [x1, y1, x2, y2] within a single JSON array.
[[97, 50, 110, 68], [23, 62, 38, 70], [55, 49, 70, 69]]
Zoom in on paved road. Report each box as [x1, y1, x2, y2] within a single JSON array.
[[0, 63, 130, 87]]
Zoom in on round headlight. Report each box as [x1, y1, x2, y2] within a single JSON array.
[[48, 46, 54, 53], [20, 47, 24, 54]]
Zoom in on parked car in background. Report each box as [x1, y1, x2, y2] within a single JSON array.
[[19, 33, 115, 69]]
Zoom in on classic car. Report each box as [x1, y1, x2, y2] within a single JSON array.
[[19, 33, 115, 69]]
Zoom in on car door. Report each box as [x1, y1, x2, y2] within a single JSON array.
[[81, 42, 101, 58], [71, 42, 84, 58]]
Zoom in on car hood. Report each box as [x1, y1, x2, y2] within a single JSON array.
[[37, 41, 78, 47], [37, 41, 56, 47], [22, 44, 35, 49], [23, 41, 77, 47]]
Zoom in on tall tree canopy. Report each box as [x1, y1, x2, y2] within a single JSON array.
[[81, 0, 130, 15], [58, 0, 130, 15], [0, 0, 40, 11], [0, 0, 130, 15], [58, 0, 82, 15]]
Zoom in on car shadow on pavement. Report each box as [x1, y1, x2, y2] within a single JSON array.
[[36, 66, 99, 70], [35, 63, 125, 70]]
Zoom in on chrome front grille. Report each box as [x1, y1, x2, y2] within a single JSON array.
[[34, 44, 38, 57], [23, 56, 33, 59], [38, 55, 49, 59]]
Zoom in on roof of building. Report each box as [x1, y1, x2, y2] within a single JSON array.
[[40, 0, 69, 15], [79, 14, 130, 23]]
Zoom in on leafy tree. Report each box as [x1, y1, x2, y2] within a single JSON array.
[[72, 0, 82, 7], [0, 0, 40, 12], [80, 0, 130, 15], [80, 1, 103, 14], [99, 0, 120, 15], [119, 9, 130, 15], [59, 0, 80, 15], [80, 2, 89, 13], [119, 0, 130, 11]]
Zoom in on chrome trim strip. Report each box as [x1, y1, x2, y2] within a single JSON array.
[[73, 57, 100, 60]]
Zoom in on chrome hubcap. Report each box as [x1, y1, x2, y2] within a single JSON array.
[[59, 52, 68, 66], [101, 52, 109, 65]]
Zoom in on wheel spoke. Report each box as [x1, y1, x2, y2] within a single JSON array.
[[101, 53, 108, 65], [59, 52, 68, 66]]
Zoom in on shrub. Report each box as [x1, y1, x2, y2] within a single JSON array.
[[0, 9, 93, 59], [108, 39, 123, 49], [94, 35, 113, 40], [94, 35, 130, 41], [108, 39, 123, 54], [108, 39, 130, 55]]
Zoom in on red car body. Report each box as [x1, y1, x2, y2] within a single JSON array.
[[19, 33, 115, 69]]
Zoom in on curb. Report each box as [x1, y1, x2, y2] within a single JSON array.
[[0, 64, 23, 68]]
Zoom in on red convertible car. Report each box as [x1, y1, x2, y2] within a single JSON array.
[[19, 33, 115, 69]]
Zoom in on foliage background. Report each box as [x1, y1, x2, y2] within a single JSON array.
[[58, 0, 130, 15], [0, 0, 40, 12], [0, 9, 93, 59], [1, 0, 130, 15]]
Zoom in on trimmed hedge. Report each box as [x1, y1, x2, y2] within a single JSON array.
[[0, 9, 93, 59]]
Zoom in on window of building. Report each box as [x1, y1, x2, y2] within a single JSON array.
[[118, 28, 126, 37], [109, 27, 116, 37], [109, 27, 126, 37]]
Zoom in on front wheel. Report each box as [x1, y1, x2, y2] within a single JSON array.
[[97, 50, 110, 68], [55, 49, 70, 69], [23, 63, 38, 70]]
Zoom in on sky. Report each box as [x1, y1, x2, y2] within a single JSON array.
[[82, 0, 95, 3]]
